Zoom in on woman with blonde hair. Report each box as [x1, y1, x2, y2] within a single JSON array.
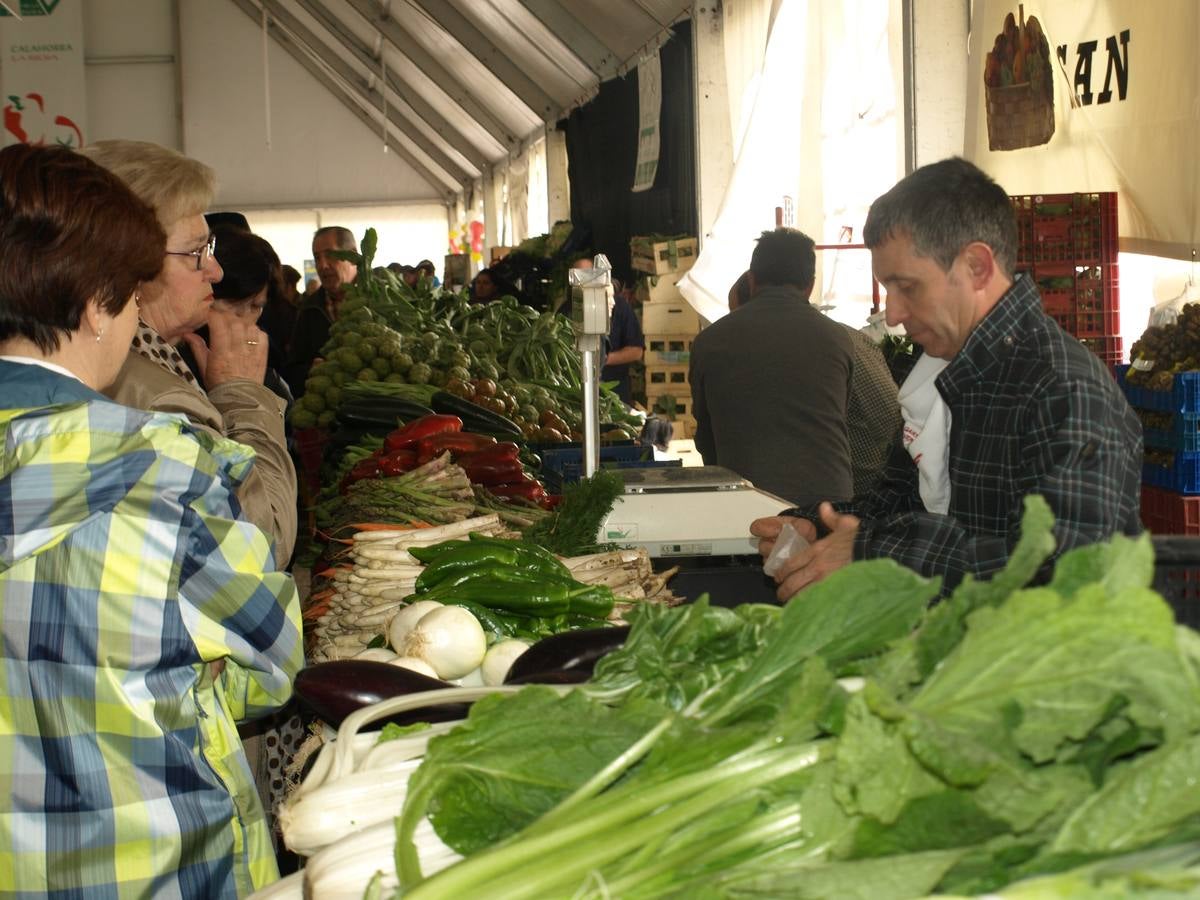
[[81, 139, 297, 564], [0, 143, 302, 897]]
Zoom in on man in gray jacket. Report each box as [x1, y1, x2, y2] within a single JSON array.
[[690, 228, 855, 506]]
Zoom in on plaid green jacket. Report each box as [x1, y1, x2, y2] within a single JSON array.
[[0, 362, 303, 898]]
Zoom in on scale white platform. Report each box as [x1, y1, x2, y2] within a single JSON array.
[[598, 466, 790, 558]]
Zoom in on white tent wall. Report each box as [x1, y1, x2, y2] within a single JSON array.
[[180, 0, 444, 208]]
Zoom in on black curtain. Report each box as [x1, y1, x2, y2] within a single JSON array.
[[564, 19, 697, 284]]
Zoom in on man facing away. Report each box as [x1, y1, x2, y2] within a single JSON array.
[[284, 226, 358, 397], [753, 157, 1142, 598], [690, 228, 856, 507]]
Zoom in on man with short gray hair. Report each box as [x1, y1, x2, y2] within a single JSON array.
[[284, 226, 358, 396]]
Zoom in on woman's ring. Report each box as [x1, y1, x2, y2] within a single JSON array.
[[246, 339, 259, 346]]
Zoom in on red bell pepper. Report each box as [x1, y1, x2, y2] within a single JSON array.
[[456, 442, 521, 466], [488, 481, 549, 503], [341, 457, 383, 492], [384, 414, 463, 452], [462, 459, 528, 486], [378, 448, 417, 476], [415, 430, 498, 463]]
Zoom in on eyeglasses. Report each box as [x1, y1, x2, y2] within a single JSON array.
[[165, 234, 217, 271]]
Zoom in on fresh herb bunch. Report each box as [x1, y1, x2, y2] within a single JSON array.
[[522, 469, 625, 556]]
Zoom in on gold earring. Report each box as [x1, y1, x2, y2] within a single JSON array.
[[96, 328, 103, 343]]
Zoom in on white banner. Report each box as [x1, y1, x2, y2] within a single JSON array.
[[632, 52, 661, 193], [966, 0, 1196, 259], [1, 0, 87, 149]]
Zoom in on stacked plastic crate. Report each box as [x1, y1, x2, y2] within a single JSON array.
[[631, 236, 701, 438], [1011, 192, 1120, 368], [1116, 366, 1200, 535]]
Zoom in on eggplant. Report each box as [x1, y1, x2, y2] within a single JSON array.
[[294, 660, 470, 728], [505, 668, 593, 686], [504, 625, 631, 684]]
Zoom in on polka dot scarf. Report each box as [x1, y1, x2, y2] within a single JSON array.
[[131, 321, 202, 391]]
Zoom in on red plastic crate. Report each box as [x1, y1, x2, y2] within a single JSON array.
[[1012, 191, 1118, 267], [1141, 484, 1200, 535], [1081, 335, 1123, 370], [1033, 261, 1119, 340]]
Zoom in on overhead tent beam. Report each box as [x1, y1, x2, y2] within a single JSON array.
[[228, 0, 457, 200], [517, 0, 617, 79], [256, 0, 475, 186], [294, 0, 494, 170], [406, 0, 558, 121], [341, 0, 520, 149]]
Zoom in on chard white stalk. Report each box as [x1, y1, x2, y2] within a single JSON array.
[[277, 762, 420, 854], [350, 565, 425, 581], [302, 817, 461, 899], [246, 870, 303, 899]]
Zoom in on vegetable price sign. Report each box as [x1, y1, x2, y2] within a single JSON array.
[[0, 0, 85, 148]]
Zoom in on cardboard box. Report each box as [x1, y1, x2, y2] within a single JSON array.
[[642, 300, 701, 336], [490, 246, 514, 264], [631, 236, 698, 275]]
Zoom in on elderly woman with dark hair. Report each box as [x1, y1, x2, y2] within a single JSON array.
[[81, 140, 297, 564], [0, 144, 302, 897]]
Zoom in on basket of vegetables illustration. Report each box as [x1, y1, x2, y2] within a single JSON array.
[[984, 5, 1054, 151]]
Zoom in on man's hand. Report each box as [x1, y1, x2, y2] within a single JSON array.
[[754, 504, 860, 602], [183, 307, 268, 389]]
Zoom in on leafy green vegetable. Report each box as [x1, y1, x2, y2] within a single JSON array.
[[377, 721, 431, 743]]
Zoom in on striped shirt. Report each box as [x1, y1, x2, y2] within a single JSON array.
[[0, 362, 302, 898]]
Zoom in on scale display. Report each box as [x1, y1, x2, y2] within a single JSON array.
[[599, 466, 789, 558]]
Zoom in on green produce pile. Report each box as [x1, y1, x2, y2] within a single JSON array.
[[289, 228, 638, 441], [392, 497, 1200, 898]]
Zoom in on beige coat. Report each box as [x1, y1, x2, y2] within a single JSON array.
[[106, 352, 298, 564]]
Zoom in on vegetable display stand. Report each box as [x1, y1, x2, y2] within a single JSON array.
[[644, 334, 694, 365], [630, 236, 698, 276], [1141, 484, 1200, 536], [539, 443, 645, 492], [293, 426, 330, 498], [1150, 534, 1200, 627]]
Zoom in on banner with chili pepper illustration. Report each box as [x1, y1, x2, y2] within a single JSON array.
[[0, 0, 86, 149]]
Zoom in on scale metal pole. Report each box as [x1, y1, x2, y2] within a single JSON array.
[[573, 278, 612, 480]]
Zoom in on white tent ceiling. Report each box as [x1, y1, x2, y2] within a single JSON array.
[[226, 0, 692, 199]]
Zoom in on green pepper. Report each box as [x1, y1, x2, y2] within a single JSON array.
[[433, 579, 571, 617], [567, 584, 615, 620], [418, 565, 554, 598], [417, 541, 568, 592], [447, 600, 522, 639], [465, 533, 571, 578], [408, 540, 470, 565]]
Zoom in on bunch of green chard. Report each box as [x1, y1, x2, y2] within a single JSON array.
[[390, 497, 1200, 899]]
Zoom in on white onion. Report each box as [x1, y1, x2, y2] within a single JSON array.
[[401, 606, 487, 680], [389, 656, 440, 679], [353, 647, 399, 663], [455, 667, 485, 687], [480, 639, 531, 686], [388, 600, 444, 654]]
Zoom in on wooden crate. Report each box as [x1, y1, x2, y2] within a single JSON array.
[[635, 270, 684, 305], [646, 388, 692, 419], [645, 363, 691, 392], [642, 300, 701, 336], [644, 335, 694, 365], [631, 236, 698, 275]]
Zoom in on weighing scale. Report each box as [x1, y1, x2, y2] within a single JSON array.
[[570, 261, 788, 563], [599, 466, 791, 558]]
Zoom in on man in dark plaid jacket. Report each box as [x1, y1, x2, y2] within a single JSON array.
[[752, 157, 1142, 598]]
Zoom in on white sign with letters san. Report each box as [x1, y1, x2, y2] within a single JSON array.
[[0, 0, 87, 149], [965, 0, 1199, 259]]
